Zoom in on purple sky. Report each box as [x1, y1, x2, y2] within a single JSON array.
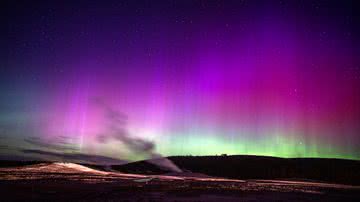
[[1, 0, 360, 162]]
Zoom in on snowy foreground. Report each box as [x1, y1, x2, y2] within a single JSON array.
[[0, 163, 359, 201]]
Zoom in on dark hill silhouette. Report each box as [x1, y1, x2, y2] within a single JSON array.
[[113, 155, 360, 185]]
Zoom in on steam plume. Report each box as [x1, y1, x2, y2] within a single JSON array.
[[93, 98, 181, 172]]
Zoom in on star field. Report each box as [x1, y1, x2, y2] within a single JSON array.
[[1, 0, 360, 162]]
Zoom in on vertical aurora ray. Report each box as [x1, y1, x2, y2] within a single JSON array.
[[2, 0, 360, 161]]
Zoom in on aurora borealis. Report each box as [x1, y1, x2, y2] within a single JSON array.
[[2, 0, 360, 162]]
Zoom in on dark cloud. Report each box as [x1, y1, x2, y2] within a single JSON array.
[[21, 149, 127, 165], [0, 145, 8, 150], [24, 136, 78, 152], [0, 154, 41, 161]]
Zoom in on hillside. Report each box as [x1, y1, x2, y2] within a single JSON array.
[[113, 155, 360, 185]]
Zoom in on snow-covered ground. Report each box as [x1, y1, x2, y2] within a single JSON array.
[[0, 163, 359, 201]]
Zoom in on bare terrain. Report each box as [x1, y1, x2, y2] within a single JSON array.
[[0, 162, 359, 201]]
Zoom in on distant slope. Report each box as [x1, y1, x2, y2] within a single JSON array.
[[0, 160, 119, 173], [112, 160, 168, 174], [0, 162, 109, 174], [15, 162, 109, 174], [114, 155, 360, 185]]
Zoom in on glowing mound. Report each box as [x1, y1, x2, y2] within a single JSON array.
[[17, 162, 108, 174]]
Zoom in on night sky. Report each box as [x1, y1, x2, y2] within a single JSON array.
[[2, 0, 360, 163]]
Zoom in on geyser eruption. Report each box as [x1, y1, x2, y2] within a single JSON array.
[[93, 98, 181, 172]]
